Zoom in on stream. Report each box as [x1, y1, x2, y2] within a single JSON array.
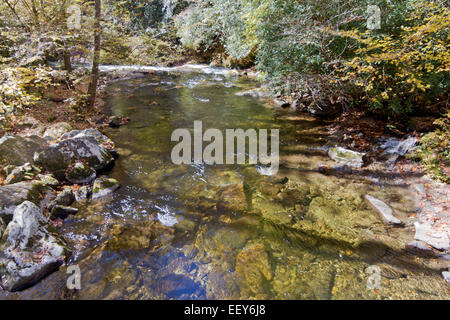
[[1, 65, 448, 300]]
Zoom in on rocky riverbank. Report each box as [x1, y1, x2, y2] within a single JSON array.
[[0, 125, 120, 291]]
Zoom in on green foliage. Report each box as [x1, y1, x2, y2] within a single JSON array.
[[335, 1, 450, 115], [0, 66, 53, 126], [408, 111, 450, 182]]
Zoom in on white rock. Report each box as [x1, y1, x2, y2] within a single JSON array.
[[414, 222, 449, 250], [365, 195, 402, 225]]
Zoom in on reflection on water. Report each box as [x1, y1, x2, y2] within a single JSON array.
[[2, 67, 448, 300]]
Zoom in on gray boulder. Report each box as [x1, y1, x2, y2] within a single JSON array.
[[328, 147, 365, 169], [365, 195, 402, 226], [0, 201, 67, 291], [0, 181, 54, 220], [43, 122, 72, 141], [0, 135, 47, 166], [34, 135, 114, 179], [59, 129, 116, 154], [65, 162, 96, 185], [92, 177, 120, 199]]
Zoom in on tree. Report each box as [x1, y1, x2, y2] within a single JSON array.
[[87, 0, 101, 108]]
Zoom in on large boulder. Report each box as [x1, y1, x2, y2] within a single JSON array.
[[59, 129, 116, 155], [0, 135, 47, 167], [0, 201, 67, 291], [34, 135, 114, 179], [0, 181, 54, 221]]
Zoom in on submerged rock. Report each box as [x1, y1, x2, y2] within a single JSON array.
[[379, 136, 418, 169], [65, 162, 96, 185], [414, 222, 449, 250], [328, 147, 365, 169], [235, 241, 272, 299], [92, 177, 120, 199], [217, 183, 247, 212], [364, 195, 402, 226], [252, 197, 293, 226], [0, 135, 47, 167], [35, 135, 114, 179], [0, 201, 67, 291], [0, 181, 54, 220]]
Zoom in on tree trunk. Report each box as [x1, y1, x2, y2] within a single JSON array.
[[87, 0, 101, 108], [63, 50, 72, 73]]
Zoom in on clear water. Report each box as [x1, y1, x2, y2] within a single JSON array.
[[1, 67, 448, 300]]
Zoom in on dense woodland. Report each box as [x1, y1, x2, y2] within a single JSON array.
[[0, 0, 449, 180]]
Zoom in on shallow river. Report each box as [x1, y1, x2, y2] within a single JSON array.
[[2, 66, 448, 299]]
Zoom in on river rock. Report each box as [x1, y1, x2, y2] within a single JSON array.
[[92, 177, 120, 199], [252, 197, 293, 226], [0, 201, 67, 291], [235, 241, 272, 299], [0, 135, 47, 166], [414, 222, 449, 250], [328, 147, 365, 169], [0, 181, 54, 220], [48, 188, 74, 211], [65, 162, 96, 185], [50, 205, 79, 220], [34, 135, 114, 179], [379, 136, 418, 169], [74, 185, 91, 201], [5, 163, 35, 184], [217, 182, 247, 212], [43, 122, 72, 141], [37, 174, 59, 187], [364, 195, 402, 225], [59, 129, 116, 154]]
